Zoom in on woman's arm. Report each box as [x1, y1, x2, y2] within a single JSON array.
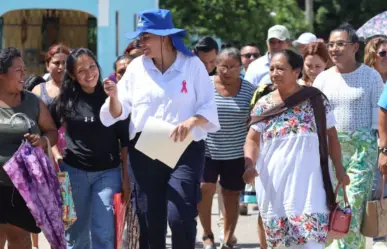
[[190, 66, 220, 133], [31, 84, 42, 96], [378, 108, 387, 175], [243, 128, 260, 184], [327, 127, 350, 185], [170, 61, 220, 142], [169, 115, 209, 142], [26, 100, 58, 148], [100, 69, 133, 127], [52, 145, 63, 164]]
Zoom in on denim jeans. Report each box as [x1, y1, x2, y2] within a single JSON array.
[[60, 162, 122, 249], [372, 165, 387, 242]]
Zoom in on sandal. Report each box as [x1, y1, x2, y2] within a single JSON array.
[[202, 234, 217, 249], [220, 243, 234, 249]]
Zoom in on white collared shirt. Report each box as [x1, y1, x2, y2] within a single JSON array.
[[100, 52, 220, 141], [244, 52, 270, 86]]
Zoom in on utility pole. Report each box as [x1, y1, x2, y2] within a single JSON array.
[[305, 0, 314, 32]]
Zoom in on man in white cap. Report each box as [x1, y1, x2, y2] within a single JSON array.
[[293, 32, 318, 53], [245, 25, 291, 86]]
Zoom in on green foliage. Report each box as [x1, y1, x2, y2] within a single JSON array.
[[160, 0, 310, 51], [314, 0, 386, 39], [160, 0, 387, 49]]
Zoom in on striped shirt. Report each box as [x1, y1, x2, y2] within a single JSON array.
[[205, 77, 256, 160]]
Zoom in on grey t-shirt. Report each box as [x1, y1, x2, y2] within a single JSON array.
[[0, 91, 41, 186]]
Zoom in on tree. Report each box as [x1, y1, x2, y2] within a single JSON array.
[[297, 0, 387, 40], [160, 0, 310, 51]]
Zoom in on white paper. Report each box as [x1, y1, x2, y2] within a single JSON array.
[[135, 117, 193, 168]]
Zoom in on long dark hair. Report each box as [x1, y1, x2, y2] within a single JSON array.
[[24, 75, 46, 91], [56, 48, 106, 121]]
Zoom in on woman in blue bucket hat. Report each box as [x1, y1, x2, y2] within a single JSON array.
[[100, 9, 220, 249]]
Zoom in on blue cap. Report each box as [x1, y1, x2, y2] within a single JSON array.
[[125, 9, 193, 56]]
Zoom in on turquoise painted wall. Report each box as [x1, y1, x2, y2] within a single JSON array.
[[0, 0, 158, 77]]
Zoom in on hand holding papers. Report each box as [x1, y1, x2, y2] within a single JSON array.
[[135, 117, 194, 168]]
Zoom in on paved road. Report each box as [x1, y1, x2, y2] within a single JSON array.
[[26, 194, 373, 249]]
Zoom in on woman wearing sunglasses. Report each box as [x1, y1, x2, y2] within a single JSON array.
[[365, 36, 387, 249], [365, 36, 387, 83]]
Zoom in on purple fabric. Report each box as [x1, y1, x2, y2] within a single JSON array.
[[3, 141, 66, 249], [108, 72, 118, 83], [357, 11, 387, 39]]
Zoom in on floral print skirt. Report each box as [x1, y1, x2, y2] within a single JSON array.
[[327, 128, 377, 249]]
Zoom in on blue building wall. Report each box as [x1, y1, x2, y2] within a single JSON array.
[[0, 0, 158, 77]]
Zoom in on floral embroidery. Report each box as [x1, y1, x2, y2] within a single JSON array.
[[264, 213, 329, 248], [251, 93, 332, 141]]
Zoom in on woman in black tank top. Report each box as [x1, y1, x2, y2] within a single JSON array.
[[32, 44, 70, 107], [0, 47, 58, 249]]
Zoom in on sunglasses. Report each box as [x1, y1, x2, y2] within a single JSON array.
[[242, 53, 260, 59], [378, 51, 387, 57]]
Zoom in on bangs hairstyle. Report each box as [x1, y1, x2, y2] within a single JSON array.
[[56, 48, 105, 121], [45, 43, 70, 65], [364, 37, 387, 69], [302, 41, 331, 82]]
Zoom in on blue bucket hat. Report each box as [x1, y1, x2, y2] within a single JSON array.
[[125, 9, 193, 56]]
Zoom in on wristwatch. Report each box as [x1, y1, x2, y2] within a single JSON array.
[[378, 147, 387, 154]]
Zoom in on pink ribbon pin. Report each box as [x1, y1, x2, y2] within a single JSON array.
[[181, 80, 188, 94]]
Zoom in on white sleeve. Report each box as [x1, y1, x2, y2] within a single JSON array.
[[191, 59, 220, 138], [99, 68, 132, 127], [250, 122, 265, 133], [244, 64, 259, 87], [312, 72, 325, 92], [326, 112, 336, 129], [322, 95, 336, 129]]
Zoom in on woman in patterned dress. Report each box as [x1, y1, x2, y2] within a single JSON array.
[[243, 49, 349, 249], [313, 24, 384, 249]]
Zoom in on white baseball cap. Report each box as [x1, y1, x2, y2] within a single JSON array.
[[292, 32, 317, 46], [267, 25, 291, 41]]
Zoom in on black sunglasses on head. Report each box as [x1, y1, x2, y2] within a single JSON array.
[[242, 53, 260, 59], [378, 51, 387, 57]]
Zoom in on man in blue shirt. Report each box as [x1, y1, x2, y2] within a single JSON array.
[[245, 25, 291, 86], [240, 43, 260, 78]]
